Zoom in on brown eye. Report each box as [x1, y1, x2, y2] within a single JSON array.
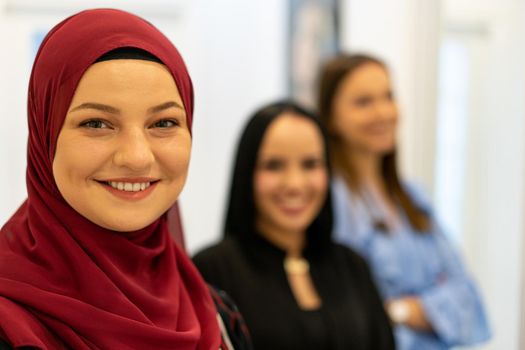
[[354, 96, 373, 107], [152, 119, 179, 128], [261, 159, 284, 171], [302, 158, 324, 170], [80, 119, 110, 129]]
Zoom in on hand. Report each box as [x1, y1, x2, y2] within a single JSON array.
[[386, 296, 433, 331]]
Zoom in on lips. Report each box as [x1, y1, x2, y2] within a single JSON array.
[[275, 198, 310, 216], [365, 122, 395, 134], [96, 178, 160, 200]]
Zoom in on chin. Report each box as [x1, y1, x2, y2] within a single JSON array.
[[373, 143, 396, 156], [280, 220, 311, 234], [93, 216, 160, 232]]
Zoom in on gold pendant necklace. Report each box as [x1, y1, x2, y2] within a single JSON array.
[[283, 257, 310, 274]]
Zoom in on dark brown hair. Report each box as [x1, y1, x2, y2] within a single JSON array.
[[317, 53, 430, 232]]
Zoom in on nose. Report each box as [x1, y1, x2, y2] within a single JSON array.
[[113, 128, 154, 172], [375, 99, 397, 122], [283, 166, 306, 192]]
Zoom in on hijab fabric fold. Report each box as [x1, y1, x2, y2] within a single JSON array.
[[0, 8, 220, 349]]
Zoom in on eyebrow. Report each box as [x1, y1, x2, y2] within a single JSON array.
[[147, 101, 184, 114], [69, 101, 184, 115], [69, 102, 119, 114]]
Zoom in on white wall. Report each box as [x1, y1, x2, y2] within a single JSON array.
[[177, 1, 287, 254], [0, 3, 39, 225], [439, 0, 525, 349]]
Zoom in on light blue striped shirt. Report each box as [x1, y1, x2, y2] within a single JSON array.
[[332, 177, 491, 350]]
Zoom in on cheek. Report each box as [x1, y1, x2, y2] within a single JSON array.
[[311, 169, 329, 197], [392, 106, 399, 127], [156, 137, 192, 176], [53, 135, 100, 185], [332, 107, 361, 136], [253, 171, 283, 208], [254, 172, 273, 198]]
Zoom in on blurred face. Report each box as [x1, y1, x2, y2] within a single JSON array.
[[254, 113, 328, 237], [330, 63, 398, 156], [53, 59, 191, 232]]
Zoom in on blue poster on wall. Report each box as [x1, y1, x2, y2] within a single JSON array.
[[289, 0, 339, 109]]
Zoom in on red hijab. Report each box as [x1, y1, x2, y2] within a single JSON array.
[[0, 8, 220, 350]]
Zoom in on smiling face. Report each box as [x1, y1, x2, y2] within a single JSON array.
[[254, 113, 328, 238], [52, 59, 191, 232], [330, 62, 398, 156]]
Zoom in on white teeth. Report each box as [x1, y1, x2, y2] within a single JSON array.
[[108, 181, 152, 192]]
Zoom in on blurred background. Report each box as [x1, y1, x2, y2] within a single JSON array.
[[0, 0, 524, 348]]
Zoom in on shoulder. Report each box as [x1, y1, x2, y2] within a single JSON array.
[[193, 237, 240, 266], [320, 243, 382, 297], [401, 180, 433, 211], [192, 237, 245, 289], [0, 297, 59, 349], [331, 174, 347, 191], [0, 296, 65, 350], [326, 242, 371, 273], [331, 175, 353, 202]]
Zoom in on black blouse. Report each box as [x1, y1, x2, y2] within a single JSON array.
[[193, 234, 396, 350]]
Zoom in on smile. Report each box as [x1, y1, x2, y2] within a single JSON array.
[[276, 198, 310, 215], [108, 181, 151, 192], [96, 178, 160, 201]]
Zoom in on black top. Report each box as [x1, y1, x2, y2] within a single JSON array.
[[193, 234, 396, 350], [298, 309, 331, 349]]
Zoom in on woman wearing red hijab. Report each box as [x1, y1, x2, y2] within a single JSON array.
[[0, 8, 249, 350]]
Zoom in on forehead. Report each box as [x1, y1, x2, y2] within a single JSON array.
[[340, 63, 390, 93], [71, 59, 182, 106], [258, 113, 325, 157]]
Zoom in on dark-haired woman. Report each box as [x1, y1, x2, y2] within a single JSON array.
[[317, 53, 491, 350], [193, 101, 395, 350], [0, 8, 251, 349]]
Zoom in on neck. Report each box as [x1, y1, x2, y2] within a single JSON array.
[[346, 147, 384, 190], [345, 147, 398, 214], [256, 221, 306, 258]]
